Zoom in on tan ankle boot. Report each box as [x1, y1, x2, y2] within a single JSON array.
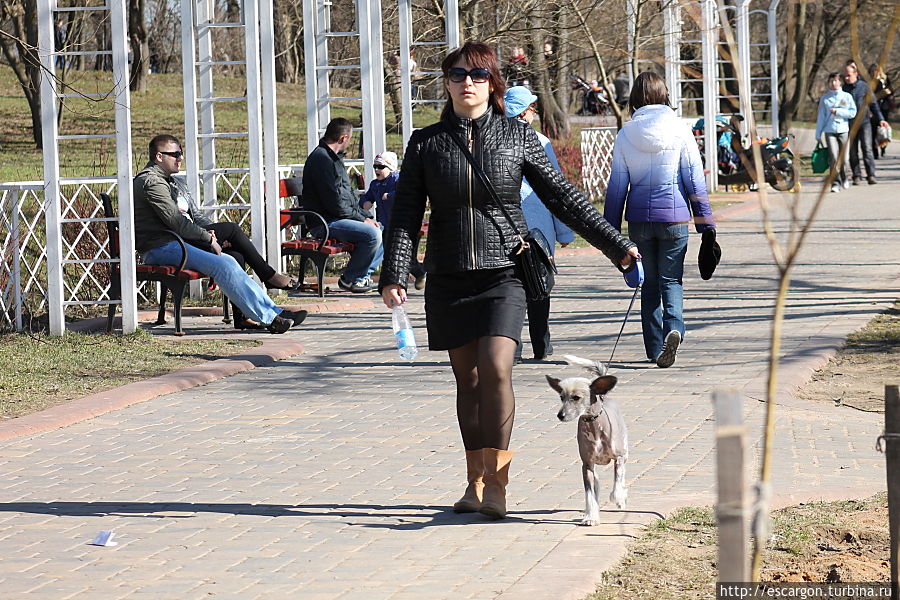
[[453, 449, 484, 513], [479, 448, 514, 519]]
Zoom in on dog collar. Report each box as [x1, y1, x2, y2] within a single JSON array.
[[581, 413, 601, 423]]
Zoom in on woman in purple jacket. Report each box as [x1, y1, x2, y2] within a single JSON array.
[[603, 72, 715, 368]]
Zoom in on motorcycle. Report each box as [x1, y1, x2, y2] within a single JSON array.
[[571, 74, 613, 116], [692, 114, 797, 191]]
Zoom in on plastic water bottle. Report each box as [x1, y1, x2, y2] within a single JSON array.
[[391, 305, 418, 361]]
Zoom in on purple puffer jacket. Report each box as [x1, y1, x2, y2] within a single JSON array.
[[603, 104, 715, 233]]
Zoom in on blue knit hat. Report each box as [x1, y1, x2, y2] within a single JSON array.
[[504, 86, 538, 118]]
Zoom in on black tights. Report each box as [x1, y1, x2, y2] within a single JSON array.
[[448, 335, 517, 451]]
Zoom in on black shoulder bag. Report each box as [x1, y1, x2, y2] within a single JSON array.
[[442, 123, 557, 301]]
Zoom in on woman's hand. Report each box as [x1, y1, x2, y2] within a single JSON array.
[[381, 284, 407, 308], [620, 246, 641, 267]]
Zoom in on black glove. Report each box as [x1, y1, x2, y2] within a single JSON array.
[[698, 228, 721, 280]]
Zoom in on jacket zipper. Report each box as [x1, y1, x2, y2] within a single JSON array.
[[466, 123, 476, 268]]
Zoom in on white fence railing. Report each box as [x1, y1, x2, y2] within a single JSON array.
[[1, 161, 366, 332], [580, 127, 617, 203]]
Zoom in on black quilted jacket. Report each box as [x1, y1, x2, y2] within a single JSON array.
[[379, 109, 636, 290]]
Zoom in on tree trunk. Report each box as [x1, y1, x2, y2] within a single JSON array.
[[529, 11, 569, 140], [0, 0, 43, 147], [129, 0, 149, 92], [273, 0, 299, 83]]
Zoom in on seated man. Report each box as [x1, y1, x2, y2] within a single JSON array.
[[133, 134, 307, 333], [302, 118, 383, 293], [359, 151, 425, 290], [169, 175, 297, 329]]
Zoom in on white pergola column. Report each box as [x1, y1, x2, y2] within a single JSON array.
[[259, 0, 281, 268], [398, 0, 460, 150], [663, 0, 682, 115], [109, 0, 137, 334], [701, 0, 719, 191], [37, 0, 64, 336], [358, 0, 387, 185], [734, 0, 751, 135], [768, 0, 781, 136]]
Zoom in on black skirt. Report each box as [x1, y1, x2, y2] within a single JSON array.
[[424, 266, 527, 351]]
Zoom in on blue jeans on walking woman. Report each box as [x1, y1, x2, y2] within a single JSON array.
[[628, 222, 688, 360], [142, 241, 282, 325]]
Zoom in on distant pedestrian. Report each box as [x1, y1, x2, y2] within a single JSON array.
[[869, 63, 894, 158], [503, 86, 575, 363], [841, 63, 888, 184], [815, 72, 857, 192], [603, 71, 715, 369]]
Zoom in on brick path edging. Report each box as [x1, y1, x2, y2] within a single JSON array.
[[0, 339, 304, 442]]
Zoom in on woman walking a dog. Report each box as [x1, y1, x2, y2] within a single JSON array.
[[379, 41, 638, 519]]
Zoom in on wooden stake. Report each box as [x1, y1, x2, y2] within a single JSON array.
[[885, 384, 899, 600], [714, 389, 748, 583]]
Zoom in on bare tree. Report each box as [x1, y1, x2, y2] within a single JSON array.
[[129, 0, 150, 92], [0, 0, 42, 148]]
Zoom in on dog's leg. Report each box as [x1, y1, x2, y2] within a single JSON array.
[[581, 463, 600, 526], [609, 456, 628, 509]]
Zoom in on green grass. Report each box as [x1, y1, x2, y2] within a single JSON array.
[[0, 328, 260, 419], [0, 67, 442, 183]]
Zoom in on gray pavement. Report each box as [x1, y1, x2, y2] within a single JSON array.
[[1, 157, 899, 599]]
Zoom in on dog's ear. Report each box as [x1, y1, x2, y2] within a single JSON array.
[[590, 375, 617, 396], [546, 375, 563, 393]]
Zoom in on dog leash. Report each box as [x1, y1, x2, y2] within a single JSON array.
[[606, 259, 644, 369], [606, 284, 640, 369]]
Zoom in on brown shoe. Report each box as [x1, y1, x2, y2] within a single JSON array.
[[452, 450, 485, 513], [479, 448, 514, 519]]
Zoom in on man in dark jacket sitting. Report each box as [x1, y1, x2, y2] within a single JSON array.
[[302, 118, 383, 293]]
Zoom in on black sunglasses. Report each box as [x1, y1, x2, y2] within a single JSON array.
[[447, 67, 491, 84], [373, 164, 389, 170], [159, 150, 183, 159]]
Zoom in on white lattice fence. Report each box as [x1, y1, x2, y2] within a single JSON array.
[[0, 180, 161, 331], [580, 127, 617, 203]]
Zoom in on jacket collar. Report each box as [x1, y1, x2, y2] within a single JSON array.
[[317, 138, 345, 161], [445, 107, 496, 133], [142, 161, 174, 182]]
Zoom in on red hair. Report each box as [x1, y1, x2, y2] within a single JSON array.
[[440, 41, 506, 121]]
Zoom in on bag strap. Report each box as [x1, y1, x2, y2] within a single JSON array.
[[441, 121, 525, 240]]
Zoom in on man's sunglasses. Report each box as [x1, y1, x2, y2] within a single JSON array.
[[373, 164, 389, 170], [447, 67, 491, 84], [159, 150, 183, 159]]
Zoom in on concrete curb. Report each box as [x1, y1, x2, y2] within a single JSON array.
[[0, 339, 304, 442]]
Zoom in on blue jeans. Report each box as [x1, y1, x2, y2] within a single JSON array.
[[142, 241, 282, 325], [628, 222, 688, 359], [325, 219, 384, 281]]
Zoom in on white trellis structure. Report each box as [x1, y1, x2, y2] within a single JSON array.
[[620, 0, 782, 192], [397, 0, 460, 149], [34, 0, 137, 336], [2, 0, 461, 335], [303, 0, 387, 187]]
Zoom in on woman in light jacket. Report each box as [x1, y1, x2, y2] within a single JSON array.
[[504, 86, 575, 362], [815, 71, 857, 192], [603, 71, 715, 368]]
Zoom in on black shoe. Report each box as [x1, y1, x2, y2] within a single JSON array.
[[852, 177, 862, 185], [268, 315, 293, 334], [867, 176, 877, 185], [279, 309, 308, 327], [414, 273, 427, 290], [655, 331, 681, 368]]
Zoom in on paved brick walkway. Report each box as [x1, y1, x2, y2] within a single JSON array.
[[1, 158, 898, 599]]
